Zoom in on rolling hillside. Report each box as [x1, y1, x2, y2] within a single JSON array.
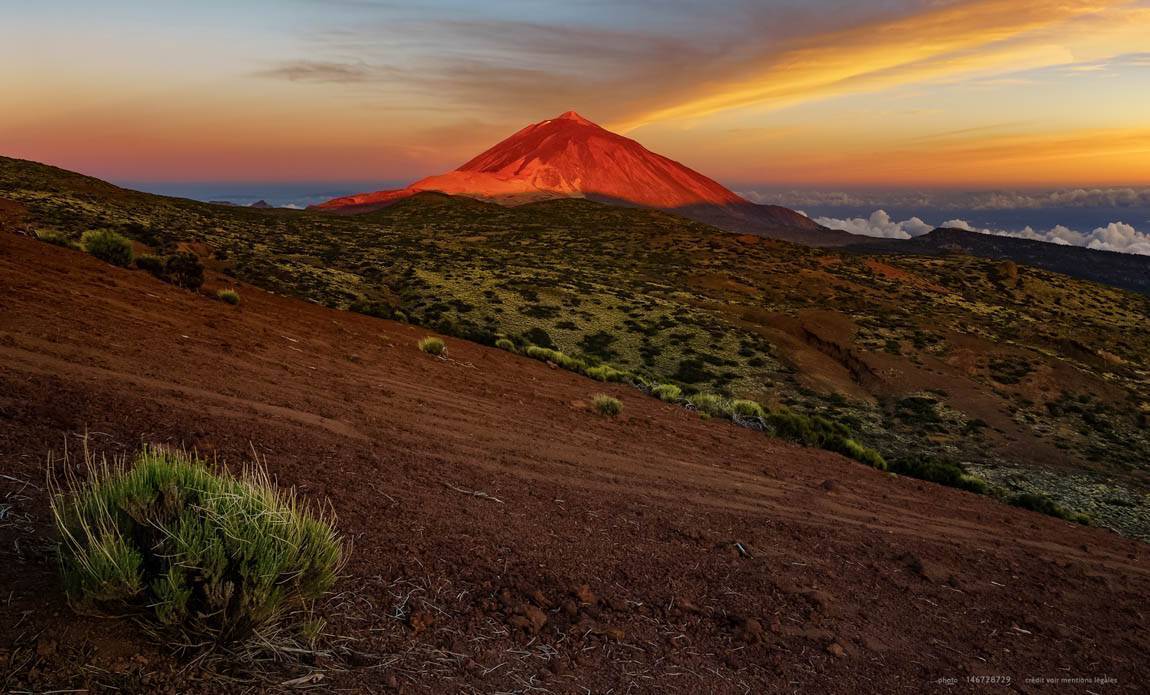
[[2, 155, 1150, 539]]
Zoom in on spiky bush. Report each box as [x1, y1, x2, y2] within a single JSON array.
[[495, 338, 516, 352], [80, 230, 134, 267], [217, 288, 241, 305], [591, 394, 622, 416], [418, 336, 446, 356], [651, 384, 682, 402], [50, 448, 344, 645]]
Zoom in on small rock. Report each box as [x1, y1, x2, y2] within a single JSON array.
[[408, 610, 435, 635], [574, 584, 596, 605], [820, 479, 838, 492], [739, 618, 764, 644], [827, 643, 846, 658]]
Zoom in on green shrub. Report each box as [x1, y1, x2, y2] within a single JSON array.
[[586, 364, 629, 383], [651, 384, 682, 402], [135, 254, 165, 276], [35, 229, 79, 249], [829, 438, 888, 471], [418, 336, 446, 356], [730, 399, 765, 419], [495, 338, 516, 352], [690, 393, 730, 418], [525, 345, 588, 373], [1008, 492, 1090, 524], [888, 456, 985, 492], [592, 394, 622, 416], [163, 252, 204, 290], [80, 230, 134, 267], [50, 448, 343, 644], [217, 288, 241, 305]]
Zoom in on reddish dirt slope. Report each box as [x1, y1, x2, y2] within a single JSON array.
[[316, 111, 746, 211], [1, 231, 1148, 693]]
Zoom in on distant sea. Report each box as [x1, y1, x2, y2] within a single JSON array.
[[116, 181, 407, 210]]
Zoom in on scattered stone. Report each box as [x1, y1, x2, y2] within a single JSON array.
[[739, 618, 764, 644], [574, 584, 596, 605], [408, 610, 435, 635], [827, 643, 846, 658]]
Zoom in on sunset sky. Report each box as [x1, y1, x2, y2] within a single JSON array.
[[2, 0, 1149, 188]]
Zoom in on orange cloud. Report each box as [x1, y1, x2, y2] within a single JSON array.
[[613, 0, 1129, 132]]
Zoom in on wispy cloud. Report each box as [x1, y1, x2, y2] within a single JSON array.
[[613, 0, 1130, 130]]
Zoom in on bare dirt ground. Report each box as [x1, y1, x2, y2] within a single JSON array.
[[1, 231, 1148, 693]]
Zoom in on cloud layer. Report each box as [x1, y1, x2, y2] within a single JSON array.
[[744, 187, 1150, 211], [815, 210, 1150, 255]]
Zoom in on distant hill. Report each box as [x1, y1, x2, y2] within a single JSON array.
[[313, 111, 849, 244], [848, 227, 1150, 296]]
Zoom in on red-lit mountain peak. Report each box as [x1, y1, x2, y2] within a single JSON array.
[[316, 111, 749, 211]]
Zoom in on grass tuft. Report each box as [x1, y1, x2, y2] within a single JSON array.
[[495, 338, 516, 352], [80, 229, 134, 267], [49, 447, 344, 646], [591, 394, 622, 416], [651, 384, 682, 402], [418, 336, 446, 356], [217, 288, 241, 305]]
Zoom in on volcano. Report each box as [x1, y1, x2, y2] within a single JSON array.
[[315, 111, 849, 244]]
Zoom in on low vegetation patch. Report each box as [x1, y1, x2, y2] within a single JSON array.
[[418, 336, 446, 356], [163, 251, 204, 290], [49, 448, 344, 646], [35, 229, 78, 249], [495, 338, 516, 352], [592, 393, 622, 416], [1008, 492, 1091, 525], [887, 456, 987, 493], [80, 229, 134, 267], [217, 288, 241, 305], [651, 383, 682, 402]]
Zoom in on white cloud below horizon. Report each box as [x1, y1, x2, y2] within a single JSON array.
[[814, 210, 1150, 256]]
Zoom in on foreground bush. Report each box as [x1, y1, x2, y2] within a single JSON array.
[[51, 448, 344, 644], [80, 230, 134, 267], [418, 336, 446, 356], [651, 383, 682, 402], [495, 338, 517, 352], [592, 394, 622, 416]]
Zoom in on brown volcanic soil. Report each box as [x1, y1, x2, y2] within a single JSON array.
[[1, 230, 1148, 693]]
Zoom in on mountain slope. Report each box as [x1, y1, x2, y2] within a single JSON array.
[[4, 154, 1150, 538], [3, 231, 1149, 692], [314, 112, 849, 243]]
